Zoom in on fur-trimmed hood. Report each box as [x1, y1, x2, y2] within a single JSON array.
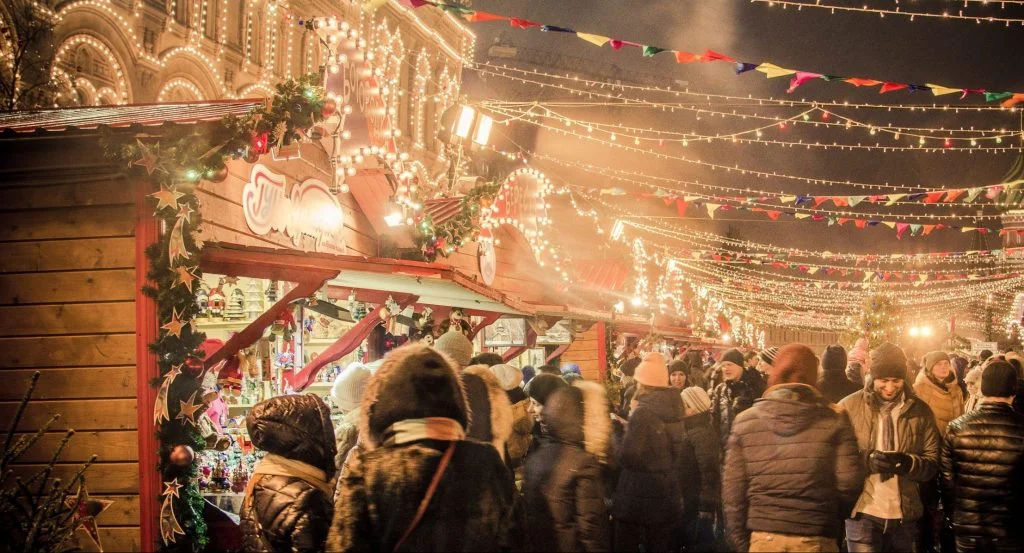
[[462, 364, 514, 459], [358, 343, 469, 450], [246, 394, 337, 477], [543, 380, 612, 462]]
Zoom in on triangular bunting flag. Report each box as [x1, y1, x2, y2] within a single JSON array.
[[882, 221, 897, 229], [965, 187, 984, 202], [755, 63, 796, 79], [943, 189, 966, 202], [927, 83, 960, 96], [736, 62, 759, 74], [787, 72, 822, 93], [781, 195, 797, 204], [922, 224, 936, 235], [794, 213, 811, 220], [705, 203, 721, 218], [910, 224, 923, 236], [848, 196, 867, 207], [880, 82, 910, 94], [896, 223, 910, 238], [675, 199, 688, 216], [885, 194, 907, 206], [832, 197, 850, 207], [923, 192, 944, 204], [675, 51, 700, 63], [765, 210, 782, 221], [854, 219, 867, 229], [576, 33, 610, 47], [702, 50, 735, 63], [642, 46, 666, 57], [846, 78, 882, 87], [464, 11, 507, 22], [961, 227, 977, 233]]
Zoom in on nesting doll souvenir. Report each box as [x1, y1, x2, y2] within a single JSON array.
[[208, 285, 226, 318]]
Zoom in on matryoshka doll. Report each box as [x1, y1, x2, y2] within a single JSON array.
[[208, 285, 226, 318]]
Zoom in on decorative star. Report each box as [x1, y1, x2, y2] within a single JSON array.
[[162, 478, 183, 498], [150, 185, 184, 212], [173, 266, 199, 293], [222, 276, 239, 286], [65, 483, 114, 552], [176, 390, 204, 426], [165, 365, 183, 384], [161, 308, 186, 338], [176, 202, 194, 222], [132, 139, 162, 175]]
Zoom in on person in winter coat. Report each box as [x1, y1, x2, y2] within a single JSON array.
[[526, 373, 569, 456], [241, 394, 337, 553], [330, 362, 373, 472], [723, 344, 863, 552], [679, 386, 721, 552], [462, 365, 514, 464], [756, 347, 779, 382], [818, 344, 861, 404], [490, 363, 533, 470], [682, 350, 708, 390], [710, 349, 760, 450], [839, 342, 941, 553], [963, 367, 983, 412], [612, 352, 698, 553], [524, 381, 611, 552], [940, 361, 1024, 553], [326, 344, 517, 552], [616, 357, 642, 419]]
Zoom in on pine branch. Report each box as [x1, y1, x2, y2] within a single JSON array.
[[2, 371, 39, 463]]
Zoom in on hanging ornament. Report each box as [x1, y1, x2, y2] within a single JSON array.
[[150, 185, 184, 213], [154, 366, 182, 425], [65, 483, 114, 552], [160, 479, 185, 546], [168, 444, 195, 466]]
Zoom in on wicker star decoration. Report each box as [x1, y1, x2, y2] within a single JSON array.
[[176, 390, 204, 426], [176, 202, 194, 222], [65, 483, 114, 552], [161, 308, 186, 338], [150, 185, 184, 212], [131, 139, 162, 175], [173, 266, 199, 293]]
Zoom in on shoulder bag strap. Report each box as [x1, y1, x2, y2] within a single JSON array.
[[393, 441, 456, 553]]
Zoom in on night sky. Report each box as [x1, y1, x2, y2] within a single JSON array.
[[463, 0, 1024, 257]]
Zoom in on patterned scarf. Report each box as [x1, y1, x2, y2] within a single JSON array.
[[382, 417, 466, 447], [875, 390, 903, 481]]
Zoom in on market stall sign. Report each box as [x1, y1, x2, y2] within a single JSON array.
[[242, 163, 346, 252]]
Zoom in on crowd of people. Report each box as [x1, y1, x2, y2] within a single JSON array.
[[237, 329, 1024, 552]]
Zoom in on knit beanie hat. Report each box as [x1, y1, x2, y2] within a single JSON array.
[[721, 348, 746, 368], [680, 386, 712, 414], [981, 361, 1019, 397], [759, 347, 780, 366], [634, 352, 670, 387], [821, 345, 847, 374], [668, 360, 687, 375], [869, 342, 908, 381], [922, 351, 950, 374], [331, 362, 373, 412], [619, 357, 642, 377], [489, 363, 523, 391], [979, 349, 994, 362], [434, 330, 474, 368], [521, 365, 536, 386], [526, 373, 568, 405], [768, 344, 820, 388]]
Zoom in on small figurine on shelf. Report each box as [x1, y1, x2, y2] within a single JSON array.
[[269, 307, 297, 342], [230, 465, 249, 494], [217, 355, 243, 401], [212, 457, 230, 491], [208, 281, 227, 318], [266, 280, 279, 303], [196, 283, 211, 318], [225, 287, 246, 320]]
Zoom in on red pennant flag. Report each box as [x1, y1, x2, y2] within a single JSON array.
[[663, 195, 677, 206], [943, 189, 966, 202], [923, 192, 945, 204], [465, 11, 507, 22], [701, 49, 735, 63], [855, 219, 867, 229], [880, 82, 910, 94], [675, 199, 687, 216], [765, 210, 782, 221], [813, 196, 830, 207], [896, 223, 910, 239], [846, 78, 883, 87], [837, 218, 851, 226], [922, 224, 937, 235], [509, 18, 541, 29], [833, 197, 850, 207]]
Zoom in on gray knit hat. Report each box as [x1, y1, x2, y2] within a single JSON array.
[[433, 331, 474, 368]]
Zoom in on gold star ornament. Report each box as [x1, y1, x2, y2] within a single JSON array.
[[150, 185, 184, 212], [65, 483, 114, 552], [176, 390, 204, 426], [173, 266, 199, 293], [161, 308, 186, 338]]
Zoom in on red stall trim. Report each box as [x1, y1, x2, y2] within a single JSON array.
[[135, 178, 160, 550]]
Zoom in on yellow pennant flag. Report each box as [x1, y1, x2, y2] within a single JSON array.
[[781, 195, 797, 204], [961, 227, 977, 233], [881, 221, 897, 229], [927, 83, 960, 96], [808, 266, 820, 275], [794, 213, 811, 220], [885, 194, 907, 206], [755, 63, 796, 79], [577, 33, 611, 47], [705, 203, 721, 218], [918, 274, 929, 282]]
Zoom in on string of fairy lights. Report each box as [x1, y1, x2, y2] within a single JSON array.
[[750, 0, 1024, 26]]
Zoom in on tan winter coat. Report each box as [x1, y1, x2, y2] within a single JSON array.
[[913, 370, 964, 436]]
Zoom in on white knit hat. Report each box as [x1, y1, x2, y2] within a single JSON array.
[[680, 387, 712, 414], [331, 362, 372, 412], [489, 363, 523, 391]]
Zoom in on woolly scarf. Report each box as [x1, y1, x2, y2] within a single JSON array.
[[382, 417, 466, 447], [926, 370, 956, 392], [249, 453, 333, 496]]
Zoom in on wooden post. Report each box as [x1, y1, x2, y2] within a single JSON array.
[[134, 179, 160, 550], [596, 322, 608, 381]]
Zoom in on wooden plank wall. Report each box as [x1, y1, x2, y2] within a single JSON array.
[[560, 327, 602, 381], [0, 132, 140, 552]]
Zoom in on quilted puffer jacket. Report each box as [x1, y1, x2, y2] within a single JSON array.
[[723, 384, 863, 551], [939, 401, 1024, 545], [241, 394, 337, 553], [710, 379, 758, 450], [913, 370, 964, 436]]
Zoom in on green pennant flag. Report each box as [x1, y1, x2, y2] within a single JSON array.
[[966, 187, 984, 202], [848, 196, 867, 207], [827, 217, 837, 226], [642, 46, 666, 57], [985, 92, 1013, 102], [910, 224, 923, 235]]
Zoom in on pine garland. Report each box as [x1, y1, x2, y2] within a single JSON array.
[[412, 183, 501, 262], [102, 75, 326, 552]]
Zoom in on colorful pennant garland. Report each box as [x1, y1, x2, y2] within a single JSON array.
[[381, 0, 1024, 106]]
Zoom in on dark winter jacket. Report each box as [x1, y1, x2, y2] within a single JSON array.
[[524, 382, 611, 552], [241, 394, 337, 553], [939, 401, 1024, 544], [326, 344, 518, 552], [839, 385, 941, 523], [723, 384, 863, 551], [818, 370, 862, 405], [710, 379, 759, 450], [681, 411, 721, 513], [612, 388, 698, 526]]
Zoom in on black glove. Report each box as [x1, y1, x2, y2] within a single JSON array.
[[884, 451, 913, 474], [868, 450, 912, 475]]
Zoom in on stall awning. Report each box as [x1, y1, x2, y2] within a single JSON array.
[[0, 99, 265, 133], [328, 269, 530, 315]]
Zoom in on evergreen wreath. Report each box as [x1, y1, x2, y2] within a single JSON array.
[[103, 75, 326, 552]]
